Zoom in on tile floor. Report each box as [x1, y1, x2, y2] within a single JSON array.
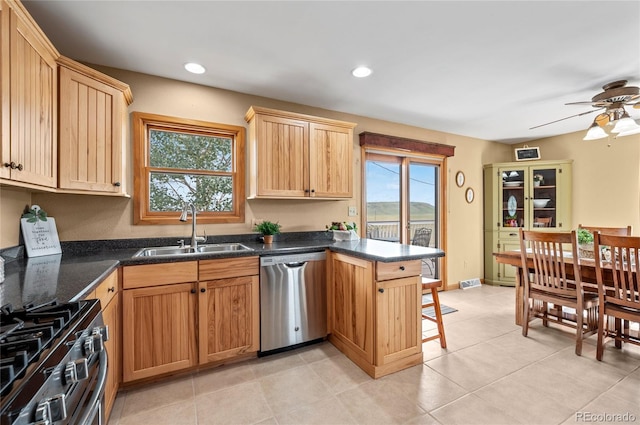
[[107, 285, 640, 425]]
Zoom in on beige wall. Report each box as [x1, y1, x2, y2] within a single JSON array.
[[7, 66, 638, 289]]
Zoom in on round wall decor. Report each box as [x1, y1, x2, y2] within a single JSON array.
[[455, 171, 465, 187], [465, 187, 475, 203]]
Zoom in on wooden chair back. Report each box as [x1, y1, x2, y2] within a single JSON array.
[[412, 228, 432, 247], [578, 224, 632, 236], [593, 233, 640, 310], [519, 229, 580, 297]]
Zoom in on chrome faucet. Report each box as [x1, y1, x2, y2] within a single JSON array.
[[179, 202, 206, 249]]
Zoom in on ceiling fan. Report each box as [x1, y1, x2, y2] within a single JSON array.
[[530, 79, 640, 130]]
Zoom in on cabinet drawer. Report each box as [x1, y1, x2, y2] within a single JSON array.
[[95, 270, 118, 307], [123, 262, 198, 289], [376, 260, 421, 281], [499, 230, 520, 240], [199, 256, 259, 281]]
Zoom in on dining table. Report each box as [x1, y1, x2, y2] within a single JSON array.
[[493, 250, 637, 326]]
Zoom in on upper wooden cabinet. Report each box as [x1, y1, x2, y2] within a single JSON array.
[[57, 56, 133, 195], [0, 0, 58, 188], [245, 106, 356, 199]]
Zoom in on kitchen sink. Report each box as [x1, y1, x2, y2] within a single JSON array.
[[133, 243, 253, 257]]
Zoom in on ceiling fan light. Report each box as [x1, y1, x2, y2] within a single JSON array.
[[611, 116, 640, 133], [616, 125, 640, 138], [583, 122, 608, 140]]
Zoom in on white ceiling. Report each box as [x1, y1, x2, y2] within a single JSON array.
[[23, 1, 640, 144]]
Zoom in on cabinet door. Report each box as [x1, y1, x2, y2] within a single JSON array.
[[375, 276, 422, 366], [499, 166, 527, 229], [529, 164, 571, 230], [122, 283, 197, 382], [8, 7, 56, 186], [308, 123, 352, 198], [0, 1, 8, 180], [329, 253, 374, 363], [497, 230, 521, 285], [255, 114, 308, 197], [102, 294, 119, 419], [58, 66, 125, 193], [198, 275, 259, 364]]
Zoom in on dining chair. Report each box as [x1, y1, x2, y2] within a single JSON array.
[[412, 228, 434, 276], [578, 224, 632, 236], [519, 229, 599, 355], [593, 232, 640, 361]]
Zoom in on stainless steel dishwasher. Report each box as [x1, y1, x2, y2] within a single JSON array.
[[260, 251, 327, 354]]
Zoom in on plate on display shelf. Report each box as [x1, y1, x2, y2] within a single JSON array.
[[503, 181, 523, 187]]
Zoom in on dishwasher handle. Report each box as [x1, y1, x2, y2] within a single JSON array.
[[284, 262, 306, 268]]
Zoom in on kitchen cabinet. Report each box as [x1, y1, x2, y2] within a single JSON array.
[[483, 159, 573, 286], [245, 106, 356, 199], [328, 252, 423, 378], [84, 269, 120, 422], [122, 262, 198, 382], [57, 56, 133, 195], [121, 257, 260, 382], [1, 0, 58, 188], [198, 257, 260, 363]]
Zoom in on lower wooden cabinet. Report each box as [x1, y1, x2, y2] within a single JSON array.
[[328, 252, 423, 378], [122, 257, 259, 383], [85, 269, 120, 421]]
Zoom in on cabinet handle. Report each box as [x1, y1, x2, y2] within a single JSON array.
[[107, 287, 115, 293], [509, 233, 517, 237], [4, 162, 23, 171], [200, 288, 206, 293], [190, 289, 196, 294], [304, 189, 310, 193], [113, 182, 121, 187], [311, 189, 315, 193], [399, 265, 405, 271], [378, 288, 384, 293]]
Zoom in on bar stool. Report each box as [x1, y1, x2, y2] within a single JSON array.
[[421, 278, 447, 348]]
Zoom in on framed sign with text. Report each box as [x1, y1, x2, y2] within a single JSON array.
[[20, 205, 62, 257], [514, 146, 541, 161]]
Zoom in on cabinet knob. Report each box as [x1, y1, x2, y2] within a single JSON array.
[[107, 287, 115, 293], [399, 265, 405, 271], [200, 288, 206, 293], [310, 189, 315, 193], [4, 162, 23, 171], [378, 288, 384, 293], [304, 189, 310, 193], [190, 289, 196, 294], [113, 182, 121, 187]]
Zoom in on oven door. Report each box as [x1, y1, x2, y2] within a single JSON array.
[[72, 350, 108, 425]]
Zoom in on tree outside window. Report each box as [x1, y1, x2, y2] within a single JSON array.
[[133, 113, 245, 224]]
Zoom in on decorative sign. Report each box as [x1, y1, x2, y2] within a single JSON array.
[[20, 205, 62, 257], [514, 146, 541, 161]]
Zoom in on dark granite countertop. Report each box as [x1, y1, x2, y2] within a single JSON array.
[[0, 231, 444, 308]]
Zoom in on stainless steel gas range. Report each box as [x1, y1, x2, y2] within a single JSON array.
[[0, 299, 108, 425]]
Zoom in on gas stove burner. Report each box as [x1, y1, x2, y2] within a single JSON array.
[[0, 301, 82, 397]]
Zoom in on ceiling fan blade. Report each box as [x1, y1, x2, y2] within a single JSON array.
[[529, 108, 604, 130]]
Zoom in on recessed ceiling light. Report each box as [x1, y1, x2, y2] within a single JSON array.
[[184, 63, 206, 74], [351, 66, 372, 78]]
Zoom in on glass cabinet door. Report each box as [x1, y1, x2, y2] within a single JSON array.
[[499, 167, 526, 229], [530, 167, 558, 229]]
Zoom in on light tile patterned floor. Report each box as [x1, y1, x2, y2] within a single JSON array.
[[108, 285, 640, 425]]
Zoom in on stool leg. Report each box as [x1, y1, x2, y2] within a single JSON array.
[[430, 287, 447, 348]]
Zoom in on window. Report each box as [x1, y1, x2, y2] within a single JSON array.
[[133, 112, 245, 224]]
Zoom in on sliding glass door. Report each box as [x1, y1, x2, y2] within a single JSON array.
[[365, 153, 441, 279]]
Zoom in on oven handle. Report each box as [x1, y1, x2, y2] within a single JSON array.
[[77, 349, 108, 425]]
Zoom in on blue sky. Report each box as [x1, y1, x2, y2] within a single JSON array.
[[365, 161, 436, 205]]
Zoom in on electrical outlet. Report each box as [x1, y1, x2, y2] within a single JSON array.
[[348, 206, 357, 217]]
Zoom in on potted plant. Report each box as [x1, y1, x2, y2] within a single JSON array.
[[577, 228, 594, 258], [253, 220, 281, 244]]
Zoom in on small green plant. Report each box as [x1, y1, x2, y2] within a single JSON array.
[[577, 228, 594, 245], [253, 220, 281, 235], [326, 221, 357, 231]]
